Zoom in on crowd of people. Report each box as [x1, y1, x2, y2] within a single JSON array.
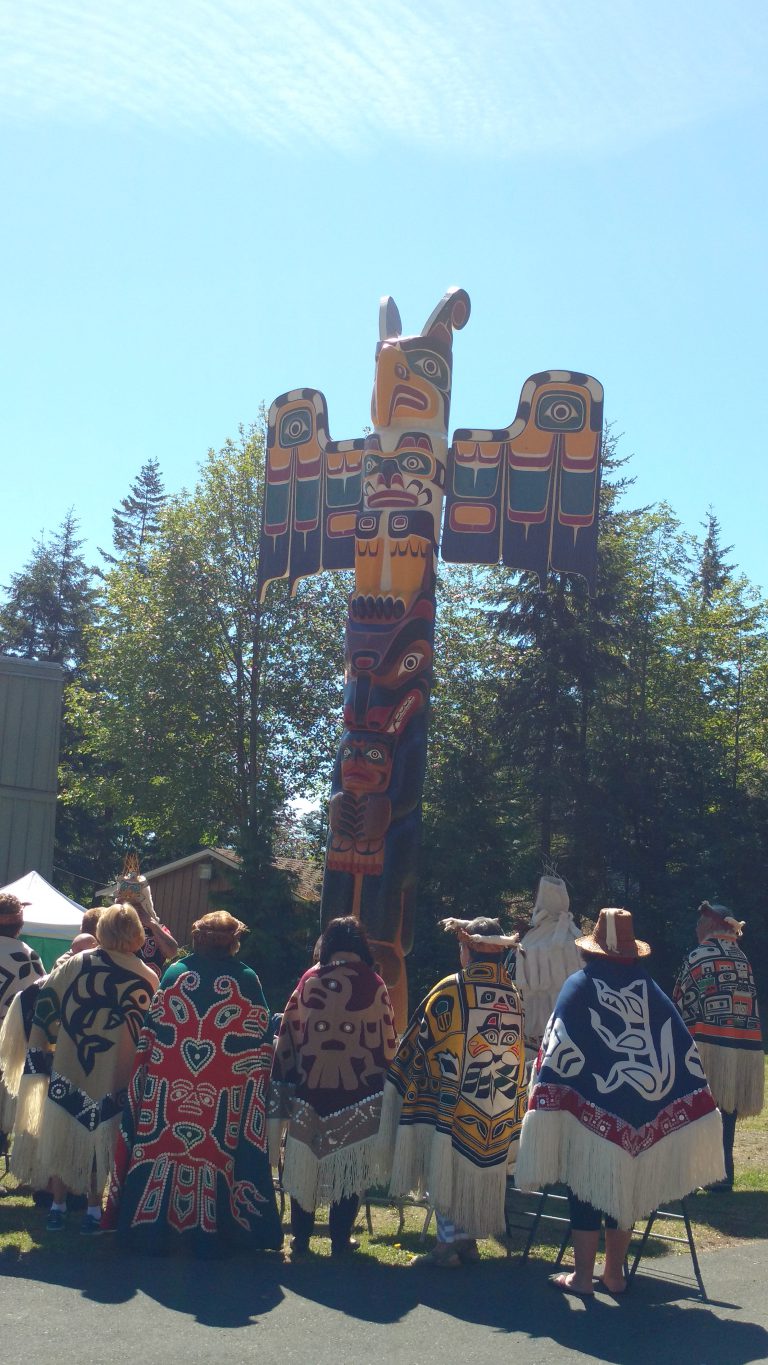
[[0, 875, 763, 1297]]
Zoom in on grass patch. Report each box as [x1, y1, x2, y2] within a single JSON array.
[[2, 1059, 765, 1266]]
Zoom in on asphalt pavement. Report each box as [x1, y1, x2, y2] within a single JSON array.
[[2, 1237, 768, 1365]]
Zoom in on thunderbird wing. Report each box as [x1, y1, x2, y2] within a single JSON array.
[[442, 371, 603, 592], [258, 389, 363, 601]]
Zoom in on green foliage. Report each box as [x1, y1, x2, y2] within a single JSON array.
[[0, 510, 95, 670], [1, 423, 765, 1012], [70, 423, 348, 868], [99, 457, 166, 569]]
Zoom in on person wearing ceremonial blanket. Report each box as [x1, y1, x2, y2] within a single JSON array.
[[11, 903, 159, 1234], [515, 908, 724, 1296], [0, 893, 44, 1025], [673, 901, 764, 1189], [269, 916, 397, 1260], [114, 854, 179, 975], [0, 974, 46, 1138], [515, 874, 581, 1050], [378, 917, 526, 1268], [0, 892, 45, 1156], [104, 911, 283, 1256]]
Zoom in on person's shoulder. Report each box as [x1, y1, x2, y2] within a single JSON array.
[[555, 966, 589, 1002], [297, 963, 321, 987], [46, 951, 83, 985], [159, 956, 190, 985], [224, 957, 261, 989], [128, 954, 159, 991], [684, 942, 715, 966], [3, 938, 43, 969], [422, 971, 460, 1007], [424, 969, 458, 991], [15, 938, 39, 957]]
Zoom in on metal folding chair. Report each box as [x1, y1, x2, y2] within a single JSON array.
[[627, 1198, 708, 1300], [504, 1182, 572, 1261], [363, 1191, 434, 1242]]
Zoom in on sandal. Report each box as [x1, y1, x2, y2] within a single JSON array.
[[549, 1272, 594, 1298]]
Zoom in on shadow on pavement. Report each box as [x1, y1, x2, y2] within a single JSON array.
[[2, 1242, 768, 1362]]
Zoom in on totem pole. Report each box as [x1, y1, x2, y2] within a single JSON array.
[[259, 289, 602, 1028]]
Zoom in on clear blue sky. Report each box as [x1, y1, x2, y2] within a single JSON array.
[[2, 1, 766, 590]]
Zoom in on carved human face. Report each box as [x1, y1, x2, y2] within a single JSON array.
[[339, 732, 394, 794]]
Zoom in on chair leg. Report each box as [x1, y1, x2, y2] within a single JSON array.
[[627, 1212, 656, 1285], [522, 1189, 547, 1264], [681, 1197, 708, 1301], [554, 1223, 571, 1268]]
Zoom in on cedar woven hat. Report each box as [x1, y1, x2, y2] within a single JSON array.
[[575, 908, 650, 959]]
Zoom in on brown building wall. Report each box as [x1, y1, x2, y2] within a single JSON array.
[[148, 861, 235, 948]]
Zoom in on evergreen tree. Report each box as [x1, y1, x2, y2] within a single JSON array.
[[698, 508, 734, 605], [100, 458, 166, 568], [0, 510, 94, 670], [74, 422, 350, 980]]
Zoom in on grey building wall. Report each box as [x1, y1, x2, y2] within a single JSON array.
[[0, 654, 64, 883]]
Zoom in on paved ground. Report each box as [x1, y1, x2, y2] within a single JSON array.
[[3, 1239, 768, 1365]]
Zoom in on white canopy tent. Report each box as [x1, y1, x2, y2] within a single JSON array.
[[0, 870, 84, 968]]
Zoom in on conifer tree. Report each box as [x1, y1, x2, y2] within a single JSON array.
[[0, 510, 94, 670], [100, 458, 166, 567], [698, 508, 734, 605]]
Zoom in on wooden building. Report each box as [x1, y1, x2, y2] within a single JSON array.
[[97, 848, 240, 948], [0, 654, 64, 884], [97, 848, 322, 951]]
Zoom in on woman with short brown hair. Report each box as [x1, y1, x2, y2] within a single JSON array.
[[104, 910, 283, 1256]]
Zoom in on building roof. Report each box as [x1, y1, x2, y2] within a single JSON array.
[[95, 847, 239, 898]]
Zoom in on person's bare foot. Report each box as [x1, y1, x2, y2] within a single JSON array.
[[549, 1271, 594, 1297], [596, 1274, 627, 1295]]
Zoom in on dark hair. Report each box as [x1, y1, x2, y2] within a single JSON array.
[[464, 917, 506, 962], [318, 916, 374, 968], [0, 892, 24, 938]]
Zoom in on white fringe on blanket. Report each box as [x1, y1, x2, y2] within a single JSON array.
[[514, 1106, 725, 1227], [279, 1130, 384, 1213], [0, 1080, 15, 1133], [376, 1079, 403, 1181], [697, 1041, 765, 1117], [0, 994, 30, 1099], [9, 1074, 47, 1184], [11, 1075, 121, 1194], [378, 1081, 508, 1238]]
